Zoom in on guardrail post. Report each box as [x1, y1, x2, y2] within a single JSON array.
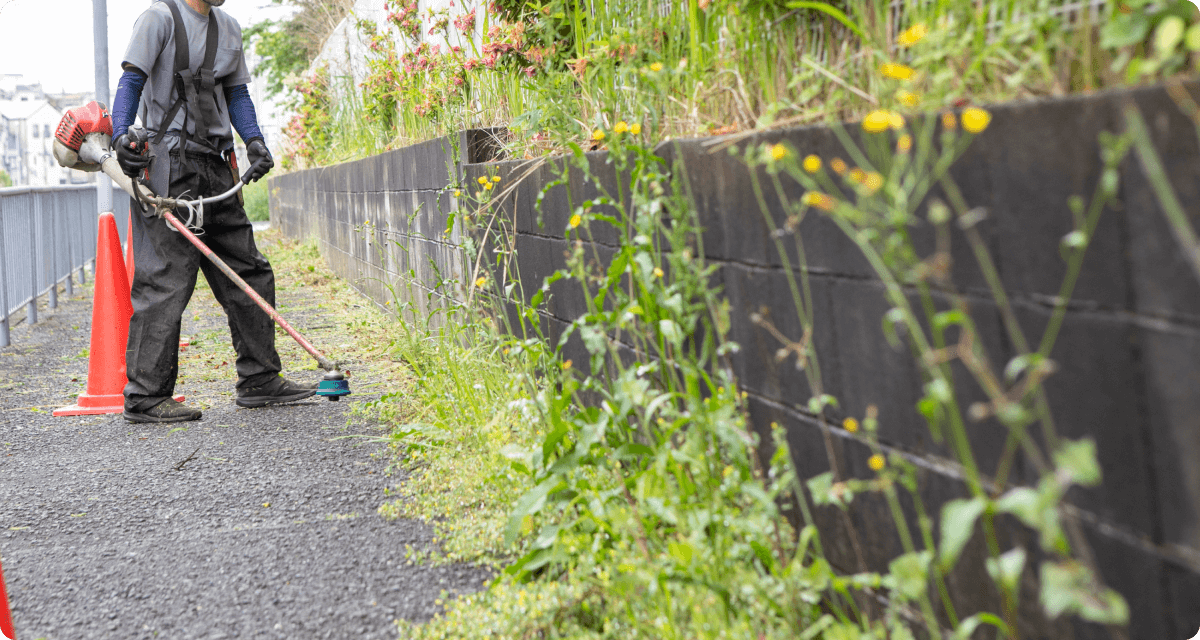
[[0, 194, 9, 348], [48, 192, 58, 310], [28, 195, 38, 325], [64, 192, 73, 298]]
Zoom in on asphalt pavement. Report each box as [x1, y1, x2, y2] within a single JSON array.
[[0, 260, 487, 639]]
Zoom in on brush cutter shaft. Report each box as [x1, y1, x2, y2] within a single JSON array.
[[161, 211, 337, 372]]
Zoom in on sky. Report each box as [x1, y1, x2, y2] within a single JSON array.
[[0, 0, 294, 96]]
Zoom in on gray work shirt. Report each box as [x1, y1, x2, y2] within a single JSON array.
[[122, 0, 251, 155]]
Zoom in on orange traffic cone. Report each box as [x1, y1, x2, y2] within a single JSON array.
[[0, 552, 14, 639], [54, 212, 134, 416], [124, 211, 135, 287]]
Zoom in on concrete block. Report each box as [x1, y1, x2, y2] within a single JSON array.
[[1138, 323, 1200, 551]]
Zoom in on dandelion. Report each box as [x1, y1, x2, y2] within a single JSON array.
[[802, 191, 836, 211], [862, 110, 892, 133], [802, 154, 821, 173], [879, 63, 916, 80], [843, 417, 859, 433], [475, 276, 488, 288], [769, 143, 789, 161], [613, 121, 629, 134], [897, 134, 913, 153], [653, 267, 664, 278], [630, 123, 642, 135], [896, 89, 920, 108], [868, 453, 886, 471], [569, 213, 582, 228], [942, 112, 958, 130], [897, 22, 928, 47], [650, 62, 663, 72], [863, 172, 884, 194], [830, 158, 847, 175], [477, 176, 488, 185], [888, 111, 905, 130], [492, 176, 501, 182], [592, 129, 606, 141], [962, 107, 992, 133]]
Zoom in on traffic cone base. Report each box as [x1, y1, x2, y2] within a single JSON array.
[[54, 394, 186, 417]]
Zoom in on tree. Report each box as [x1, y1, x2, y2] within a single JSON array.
[[244, 0, 355, 98]]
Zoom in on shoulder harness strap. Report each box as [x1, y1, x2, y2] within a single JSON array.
[[154, 0, 221, 154]]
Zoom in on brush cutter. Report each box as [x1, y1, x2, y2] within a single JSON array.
[[53, 102, 351, 401]]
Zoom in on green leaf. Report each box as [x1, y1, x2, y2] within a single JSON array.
[[939, 497, 986, 570], [985, 547, 1026, 597], [807, 394, 838, 414], [1040, 561, 1129, 624], [1186, 23, 1200, 51], [1099, 12, 1150, 49], [954, 613, 1010, 639], [503, 477, 565, 545], [668, 540, 696, 567], [1054, 438, 1102, 487], [658, 319, 684, 347], [1155, 16, 1186, 55], [932, 310, 967, 332], [887, 550, 933, 600], [807, 471, 852, 509]]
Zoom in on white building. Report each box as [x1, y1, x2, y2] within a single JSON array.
[[0, 98, 89, 187]]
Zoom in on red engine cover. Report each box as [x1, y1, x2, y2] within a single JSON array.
[[55, 102, 113, 152]]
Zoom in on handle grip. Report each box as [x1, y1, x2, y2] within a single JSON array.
[[241, 158, 267, 185]]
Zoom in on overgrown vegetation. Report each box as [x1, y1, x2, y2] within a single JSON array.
[[277, 0, 1200, 167], [253, 1, 1200, 638], [243, 180, 270, 222]]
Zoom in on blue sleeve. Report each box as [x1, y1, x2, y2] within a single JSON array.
[[111, 68, 146, 140], [224, 84, 264, 144]]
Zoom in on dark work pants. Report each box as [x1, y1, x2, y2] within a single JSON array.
[[124, 151, 281, 411]]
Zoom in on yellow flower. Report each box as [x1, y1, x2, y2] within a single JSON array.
[[483, 182, 494, 191], [941, 112, 957, 130], [896, 89, 920, 108], [650, 62, 663, 72], [830, 158, 847, 175], [477, 176, 488, 185], [475, 277, 488, 288], [592, 129, 606, 141], [962, 107, 992, 133], [492, 176, 501, 182], [653, 267, 664, 278], [802, 191, 836, 211], [848, 167, 866, 184], [863, 172, 884, 194], [769, 143, 789, 161], [897, 134, 913, 153], [843, 417, 859, 433], [453, 189, 462, 197], [879, 63, 916, 80], [888, 110, 905, 130], [802, 154, 821, 173], [630, 123, 642, 135], [562, 359, 573, 370], [569, 213, 582, 228], [862, 110, 892, 133], [613, 121, 628, 134], [897, 22, 928, 47], [868, 453, 886, 471]]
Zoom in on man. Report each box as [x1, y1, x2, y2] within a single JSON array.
[[110, 0, 315, 423]]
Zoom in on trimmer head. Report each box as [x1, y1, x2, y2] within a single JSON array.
[[316, 369, 351, 401]]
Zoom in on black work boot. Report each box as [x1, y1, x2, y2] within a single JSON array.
[[235, 376, 318, 408], [123, 398, 203, 423]]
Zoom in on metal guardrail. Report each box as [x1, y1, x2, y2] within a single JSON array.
[[0, 184, 131, 347]]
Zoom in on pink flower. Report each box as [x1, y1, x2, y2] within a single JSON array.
[[523, 66, 536, 78]]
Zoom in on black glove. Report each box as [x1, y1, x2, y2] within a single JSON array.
[[244, 138, 274, 183], [113, 133, 150, 178]]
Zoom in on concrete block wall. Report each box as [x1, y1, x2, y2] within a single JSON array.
[[273, 82, 1200, 638]]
